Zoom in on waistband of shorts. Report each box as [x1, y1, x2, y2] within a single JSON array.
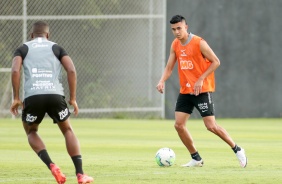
[[180, 92, 212, 95]]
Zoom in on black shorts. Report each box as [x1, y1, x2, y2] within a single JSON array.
[[22, 94, 71, 124], [175, 92, 215, 117]]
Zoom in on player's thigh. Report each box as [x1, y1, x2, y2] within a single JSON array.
[[57, 118, 73, 134], [46, 95, 71, 124], [202, 115, 217, 129], [175, 111, 190, 126], [22, 121, 39, 134]]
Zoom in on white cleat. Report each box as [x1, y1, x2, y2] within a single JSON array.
[[182, 159, 204, 167], [236, 148, 247, 168]]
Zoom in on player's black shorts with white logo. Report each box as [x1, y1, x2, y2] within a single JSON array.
[[175, 92, 215, 117], [22, 94, 71, 124]]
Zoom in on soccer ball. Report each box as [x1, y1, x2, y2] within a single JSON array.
[[155, 147, 176, 167]]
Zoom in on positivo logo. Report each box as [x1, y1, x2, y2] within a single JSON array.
[[32, 43, 48, 48]]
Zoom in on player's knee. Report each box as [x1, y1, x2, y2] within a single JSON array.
[[206, 125, 218, 133], [26, 129, 38, 136], [174, 122, 185, 132], [62, 126, 73, 134]]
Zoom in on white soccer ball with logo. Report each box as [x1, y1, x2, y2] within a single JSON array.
[[155, 147, 176, 167]]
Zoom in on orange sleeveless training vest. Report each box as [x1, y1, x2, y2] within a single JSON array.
[[172, 34, 215, 94]]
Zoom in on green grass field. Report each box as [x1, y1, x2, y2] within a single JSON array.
[[0, 118, 281, 184]]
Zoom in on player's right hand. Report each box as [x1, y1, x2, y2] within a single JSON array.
[[10, 99, 23, 116], [156, 81, 165, 94], [69, 99, 79, 116]]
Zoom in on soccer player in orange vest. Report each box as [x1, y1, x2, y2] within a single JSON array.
[[156, 15, 247, 168]]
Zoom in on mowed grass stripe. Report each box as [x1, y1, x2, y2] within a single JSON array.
[[0, 118, 281, 184]]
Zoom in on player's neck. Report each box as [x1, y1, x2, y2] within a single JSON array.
[[32, 37, 48, 41], [179, 32, 189, 45]]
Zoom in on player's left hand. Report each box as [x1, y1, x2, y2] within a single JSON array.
[[194, 79, 204, 96], [10, 99, 23, 116]]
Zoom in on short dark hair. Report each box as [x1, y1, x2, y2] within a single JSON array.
[[170, 15, 186, 24], [32, 20, 49, 36]]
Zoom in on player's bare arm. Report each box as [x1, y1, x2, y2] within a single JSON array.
[[61, 55, 79, 115], [10, 56, 23, 115], [156, 45, 177, 94], [193, 40, 220, 95]]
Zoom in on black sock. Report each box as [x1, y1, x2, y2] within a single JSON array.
[[37, 149, 53, 169], [72, 155, 83, 175], [232, 144, 241, 153], [191, 151, 202, 161]]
